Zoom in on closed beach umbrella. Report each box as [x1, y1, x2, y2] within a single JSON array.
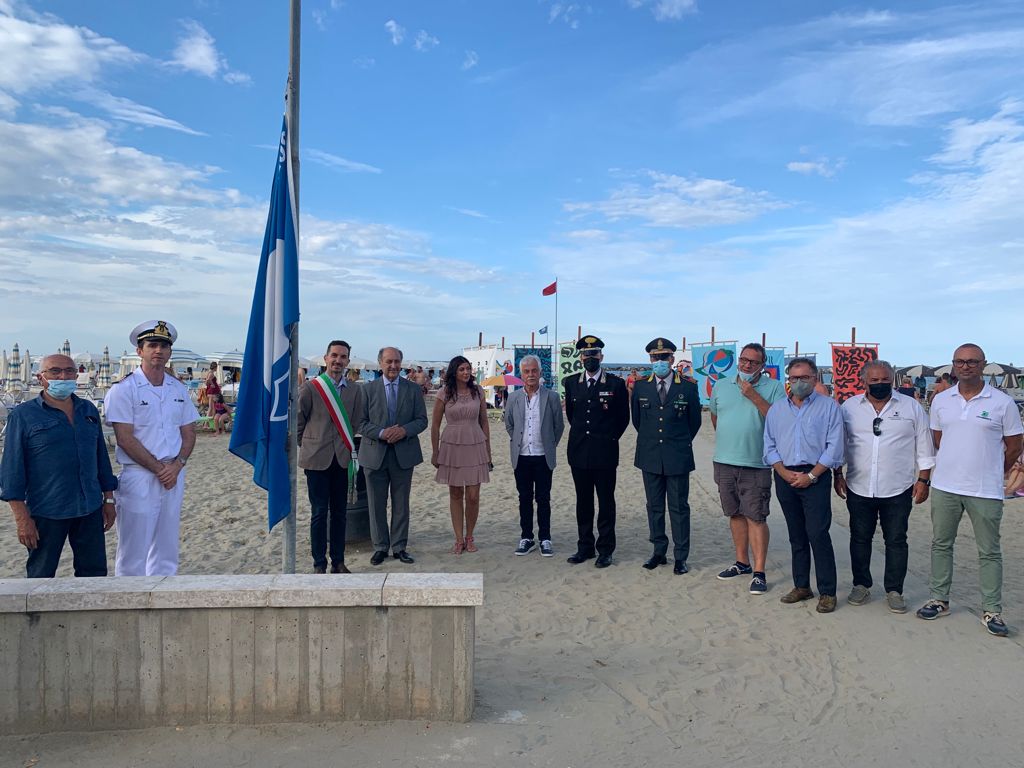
[[8, 344, 20, 387], [1, 350, 8, 382], [98, 346, 111, 387], [22, 349, 32, 384], [62, 339, 71, 357]]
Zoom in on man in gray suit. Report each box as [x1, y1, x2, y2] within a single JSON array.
[[505, 355, 565, 557], [358, 346, 428, 565], [297, 340, 364, 574]]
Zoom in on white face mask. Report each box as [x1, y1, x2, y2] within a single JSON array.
[[737, 369, 759, 382]]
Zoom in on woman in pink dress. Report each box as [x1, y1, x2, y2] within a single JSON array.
[[431, 355, 491, 554]]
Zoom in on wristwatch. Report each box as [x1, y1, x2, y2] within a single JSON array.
[[103, 497, 115, 505], [806, 472, 818, 484], [916, 477, 930, 486], [176, 456, 188, 467]]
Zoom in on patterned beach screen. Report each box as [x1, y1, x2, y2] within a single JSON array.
[[831, 344, 879, 403], [765, 347, 786, 380], [515, 346, 554, 389], [692, 342, 737, 405], [556, 341, 583, 397]]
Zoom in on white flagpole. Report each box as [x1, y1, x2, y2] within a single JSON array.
[[554, 276, 558, 391], [284, 0, 301, 574]]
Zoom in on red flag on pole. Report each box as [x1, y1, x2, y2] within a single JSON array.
[[542, 280, 557, 296]]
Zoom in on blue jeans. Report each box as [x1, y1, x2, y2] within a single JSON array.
[[26, 508, 108, 578]]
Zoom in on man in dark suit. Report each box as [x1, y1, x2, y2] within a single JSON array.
[[357, 346, 428, 565], [563, 335, 630, 568], [632, 337, 702, 574], [297, 340, 365, 574]]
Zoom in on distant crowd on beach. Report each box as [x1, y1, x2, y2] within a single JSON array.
[[2, 320, 1023, 640]]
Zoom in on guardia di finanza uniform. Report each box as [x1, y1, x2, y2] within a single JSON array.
[[563, 355, 630, 560], [631, 368, 702, 564]]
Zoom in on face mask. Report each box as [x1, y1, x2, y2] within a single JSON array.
[[737, 369, 760, 382], [582, 357, 601, 374], [651, 360, 671, 378], [789, 379, 814, 399], [868, 382, 892, 400], [45, 379, 77, 400]]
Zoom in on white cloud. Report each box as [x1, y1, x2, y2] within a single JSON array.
[[312, 8, 328, 31], [353, 56, 375, 69], [306, 148, 382, 174], [446, 206, 490, 220], [628, 0, 697, 22], [564, 170, 784, 228], [414, 30, 439, 52], [929, 99, 1024, 166], [547, 2, 586, 29], [81, 89, 204, 134], [786, 157, 844, 178], [384, 19, 404, 46], [171, 19, 250, 85], [462, 50, 479, 70]]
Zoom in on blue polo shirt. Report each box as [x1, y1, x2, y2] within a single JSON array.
[[0, 395, 117, 519], [710, 376, 787, 468]]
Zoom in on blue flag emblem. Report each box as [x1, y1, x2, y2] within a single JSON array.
[[229, 115, 300, 531]]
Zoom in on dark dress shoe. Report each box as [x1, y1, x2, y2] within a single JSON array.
[[313, 564, 327, 574], [643, 555, 668, 570], [370, 550, 388, 566], [595, 554, 613, 569], [566, 551, 593, 564], [330, 562, 351, 574], [673, 560, 689, 575], [393, 550, 415, 564]]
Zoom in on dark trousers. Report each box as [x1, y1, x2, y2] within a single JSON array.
[[774, 469, 837, 596], [26, 509, 108, 578], [306, 456, 348, 569], [571, 466, 617, 557], [847, 487, 912, 594], [514, 455, 553, 542], [642, 470, 691, 561]]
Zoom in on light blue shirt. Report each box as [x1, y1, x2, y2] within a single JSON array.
[[763, 391, 845, 469]]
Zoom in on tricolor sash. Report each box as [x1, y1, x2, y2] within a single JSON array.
[[309, 374, 355, 452]]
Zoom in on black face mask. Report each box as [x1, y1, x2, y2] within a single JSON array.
[[868, 382, 892, 400], [582, 357, 601, 373]]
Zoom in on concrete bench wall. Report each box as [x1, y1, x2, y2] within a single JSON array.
[[0, 573, 482, 734]]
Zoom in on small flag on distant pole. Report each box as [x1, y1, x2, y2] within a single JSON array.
[[229, 113, 299, 531], [542, 280, 557, 296], [539, 326, 548, 335]]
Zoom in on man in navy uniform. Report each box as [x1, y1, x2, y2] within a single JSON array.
[[563, 335, 630, 568], [632, 337, 702, 574]]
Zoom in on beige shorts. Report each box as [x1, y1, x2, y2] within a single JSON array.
[[713, 462, 772, 523]]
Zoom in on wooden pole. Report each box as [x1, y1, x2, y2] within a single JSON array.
[[795, 340, 800, 356], [577, 325, 582, 341], [531, 332, 535, 346], [711, 326, 716, 344], [762, 332, 767, 347], [682, 336, 686, 350], [501, 336, 505, 348], [851, 326, 856, 345], [478, 331, 483, 346]]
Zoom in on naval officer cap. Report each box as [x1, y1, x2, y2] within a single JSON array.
[[576, 335, 605, 353], [130, 320, 177, 347], [645, 337, 677, 355]]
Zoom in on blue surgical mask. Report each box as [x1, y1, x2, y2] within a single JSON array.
[[737, 369, 759, 382], [652, 360, 671, 378], [789, 380, 814, 399], [45, 379, 77, 400]]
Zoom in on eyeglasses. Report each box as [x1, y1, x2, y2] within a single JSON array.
[[788, 375, 815, 382], [952, 359, 984, 368], [872, 417, 882, 436], [43, 367, 79, 377], [737, 357, 763, 366]]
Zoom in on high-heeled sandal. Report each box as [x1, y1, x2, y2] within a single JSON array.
[[449, 540, 465, 555], [464, 536, 477, 553]]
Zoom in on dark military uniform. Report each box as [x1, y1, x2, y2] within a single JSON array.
[[631, 338, 702, 567], [563, 338, 630, 562]]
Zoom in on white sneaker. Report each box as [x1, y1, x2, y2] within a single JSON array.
[[539, 540, 554, 557]]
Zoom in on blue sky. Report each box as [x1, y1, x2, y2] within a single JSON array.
[[2, 0, 1023, 365]]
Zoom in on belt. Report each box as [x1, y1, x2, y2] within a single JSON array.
[[783, 464, 815, 471]]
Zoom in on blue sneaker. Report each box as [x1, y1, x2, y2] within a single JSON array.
[[915, 600, 950, 620], [982, 612, 1009, 637], [717, 562, 753, 580], [514, 539, 536, 556], [749, 574, 767, 595]]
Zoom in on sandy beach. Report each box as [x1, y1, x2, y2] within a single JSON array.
[[2, 406, 1023, 767]]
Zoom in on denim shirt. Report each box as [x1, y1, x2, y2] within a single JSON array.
[[763, 390, 845, 469], [0, 394, 118, 520]]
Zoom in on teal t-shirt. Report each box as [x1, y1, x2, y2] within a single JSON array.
[[709, 375, 787, 468]]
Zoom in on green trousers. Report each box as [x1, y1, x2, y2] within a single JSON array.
[[929, 488, 1004, 613]]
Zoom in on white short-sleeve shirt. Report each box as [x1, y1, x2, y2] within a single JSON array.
[[104, 369, 201, 465], [929, 384, 1023, 499]]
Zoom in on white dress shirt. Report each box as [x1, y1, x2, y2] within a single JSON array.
[[521, 389, 545, 456], [840, 391, 935, 498], [103, 368, 200, 464], [930, 384, 1023, 499]]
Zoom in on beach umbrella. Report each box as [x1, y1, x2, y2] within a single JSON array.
[[348, 356, 374, 370], [982, 363, 1020, 376], [8, 344, 20, 388], [1, 350, 7, 383], [897, 365, 936, 378], [61, 339, 71, 357], [933, 364, 953, 377], [481, 374, 525, 387], [22, 349, 32, 384], [98, 346, 111, 387]]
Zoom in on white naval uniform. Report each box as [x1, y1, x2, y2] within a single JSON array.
[[104, 368, 200, 576]]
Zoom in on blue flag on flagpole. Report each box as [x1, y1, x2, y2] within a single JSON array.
[[539, 326, 548, 335], [229, 114, 300, 531]]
